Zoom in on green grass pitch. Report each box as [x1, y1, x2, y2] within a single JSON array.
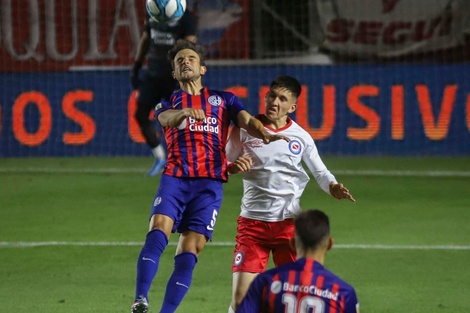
[[0, 156, 469, 312]]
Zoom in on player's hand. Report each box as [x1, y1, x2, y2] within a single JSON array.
[[329, 183, 355, 202], [183, 108, 206, 121], [262, 133, 290, 144], [228, 156, 252, 174]]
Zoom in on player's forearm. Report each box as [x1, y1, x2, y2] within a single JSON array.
[[243, 116, 270, 140], [134, 34, 150, 63], [158, 110, 189, 127]]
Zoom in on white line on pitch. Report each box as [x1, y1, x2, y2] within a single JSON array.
[[0, 241, 469, 250], [1, 167, 469, 177]]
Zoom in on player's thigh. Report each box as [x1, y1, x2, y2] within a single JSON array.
[[232, 217, 271, 273], [150, 175, 187, 223], [177, 178, 223, 240], [272, 218, 296, 266]]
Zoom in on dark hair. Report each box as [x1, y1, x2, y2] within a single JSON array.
[[270, 75, 302, 99], [167, 39, 207, 69], [294, 209, 330, 250]]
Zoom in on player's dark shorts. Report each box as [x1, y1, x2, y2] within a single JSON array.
[[232, 216, 296, 273], [150, 174, 223, 240]]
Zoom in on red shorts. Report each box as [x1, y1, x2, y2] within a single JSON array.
[[232, 216, 296, 273]]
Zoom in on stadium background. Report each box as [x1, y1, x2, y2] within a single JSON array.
[[1, 0, 470, 157]]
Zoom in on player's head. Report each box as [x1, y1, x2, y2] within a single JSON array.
[[168, 39, 207, 68], [294, 209, 332, 257], [270, 75, 302, 99], [264, 75, 301, 121], [168, 39, 207, 83]]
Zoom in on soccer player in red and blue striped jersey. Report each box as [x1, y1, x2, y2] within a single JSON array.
[[236, 210, 359, 313], [130, 39, 289, 313]]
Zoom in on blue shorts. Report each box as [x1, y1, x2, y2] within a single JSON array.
[[150, 175, 223, 240]]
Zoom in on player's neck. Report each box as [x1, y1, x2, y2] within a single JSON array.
[[261, 115, 289, 130], [302, 251, 326, 265], [180, 81, 203, 95]]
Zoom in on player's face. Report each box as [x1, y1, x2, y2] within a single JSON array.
[[172, 49, 206, 82], [264, 87, 297, 122]]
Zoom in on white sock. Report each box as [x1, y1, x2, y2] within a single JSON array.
[[152, 145, 166, 159], [228, 305, 235, 313]]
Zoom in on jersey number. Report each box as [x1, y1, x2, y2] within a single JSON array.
[[282, 294, 325, 313], [206, 209, 218, 230]]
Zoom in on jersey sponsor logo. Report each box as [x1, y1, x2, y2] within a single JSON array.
[[233, 251, 244, 266], [288, 140, 302, 155], [153, 196, 162, 207], [283, 282, 339, 301], [207, 95, 223, 107], [188, 116, 219, 134], [150, 29, 176, 46]]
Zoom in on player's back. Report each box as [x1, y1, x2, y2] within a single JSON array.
[[237, 257, 359, 313]]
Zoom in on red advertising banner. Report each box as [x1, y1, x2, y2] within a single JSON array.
[[316, 0, 470, 58], [0, 0, 250, 72]]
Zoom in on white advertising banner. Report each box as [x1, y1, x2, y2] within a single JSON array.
[[316, 0, 470, 57]]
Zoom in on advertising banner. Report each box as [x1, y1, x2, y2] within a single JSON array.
[[0, 0, 250, 73], [1, 65, 469, 156], [316, 0, 470, 57]]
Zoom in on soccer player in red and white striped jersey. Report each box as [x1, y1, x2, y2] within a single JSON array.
[[130, 39, 289, 313], [236, 209, 359, 313]]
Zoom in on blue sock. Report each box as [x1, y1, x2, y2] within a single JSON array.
[[135, 229, 168, 302], [159, 252, 198, 313]]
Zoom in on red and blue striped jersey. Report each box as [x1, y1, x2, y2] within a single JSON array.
[[155, 88, 245, 181], [236, 257, 359, 313]]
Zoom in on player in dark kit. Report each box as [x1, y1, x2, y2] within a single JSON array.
[[130, 9, 197, 176], [236, 209, 359, 313], [130, 39, 289, 313]]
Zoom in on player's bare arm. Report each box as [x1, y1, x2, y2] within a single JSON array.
[[329, 182, 356, 202], [228, 156, 253, 174], [158, 108, 205, 127], [236, 110, 290, 144]]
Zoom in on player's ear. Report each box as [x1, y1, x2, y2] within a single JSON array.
[[327, 237, 334, 251], [288, 103, 297, 114], [200, 65, 207, 76], [172, 71, 176, 79]]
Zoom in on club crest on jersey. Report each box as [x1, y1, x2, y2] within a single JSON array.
[[154, 102, 162, 111], [208, 95, 223, 107], [288, 140, 302, 155], [233, 251, 244, 266]]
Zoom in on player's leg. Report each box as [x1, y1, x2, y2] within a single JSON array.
[[159, 230, 206, 313], [135, 75, 166, 176], [132, 175, 185, 312], [272, 218, 296, 266], [135, 75, 161, 149], [159, 178, 223, 313], [230, 272, 259, 312], [229, 217, 271, 312]]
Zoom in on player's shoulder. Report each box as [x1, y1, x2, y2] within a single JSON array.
[[283, 119, 314, 145], [322, 266, 357, 294], [205, 88, 239, 102]]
